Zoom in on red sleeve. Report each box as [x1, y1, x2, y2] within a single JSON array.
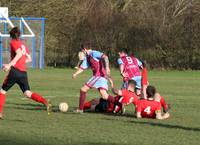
[[121, 90, 127, 97], [156, 102, 162, 111], [25, 46, 30, 54], [142, 67, 148, 86], [160, 96, 168, 112]]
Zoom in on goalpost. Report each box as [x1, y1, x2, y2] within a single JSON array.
[[0, 7, 45, 69]]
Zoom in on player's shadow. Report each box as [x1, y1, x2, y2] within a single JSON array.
[[108, 116, 200, 132], [102, 114, 200, 132], [6, 102, 58, 111], [129, 120, 200, 132]]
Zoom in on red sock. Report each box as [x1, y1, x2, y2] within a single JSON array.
[[79, 91, 86, 110], [0, 93, 6, 113], [142, 67, 148, 86], [31, 93, 47, 105], [107, 95, 115, 103]]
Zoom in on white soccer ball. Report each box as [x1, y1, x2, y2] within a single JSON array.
[[59, 102, 69, 112]]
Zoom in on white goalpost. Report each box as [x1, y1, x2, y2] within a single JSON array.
[[0, 7, 35, 37], [0, 7, 45, 69]]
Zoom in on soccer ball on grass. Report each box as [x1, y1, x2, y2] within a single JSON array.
[[59, 102, 69, 112]]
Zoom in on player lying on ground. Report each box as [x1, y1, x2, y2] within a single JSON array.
[[72, 43, 115, 113], [83, 96, 122, 113], [140, 61, 170, 112], [135, 85, 170, 119], [108, 78, 138, 113], [117, 48, 143, 96], [83, 79, 138, 114], [0, 27, 51, 119]]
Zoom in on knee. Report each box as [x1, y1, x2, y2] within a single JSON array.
[[24, 90, 32, 98], [99, 90, 108, 100], [0, 89, 7, 95], [81, 86, 89, 92]]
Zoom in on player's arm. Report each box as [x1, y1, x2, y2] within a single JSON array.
[[72, 57, 88, 78], [136, 112, 142, 118], [3, 49, 22, 72], [72, 68, 84, 79], [117, 58, 126, 77], [102, 54, 110, 76], [155, 110, 170, 120], [26, 53, 32, 63], [137, 59, 143, 69], [119, 64, 126, 77], [108, 77, 122, 96]]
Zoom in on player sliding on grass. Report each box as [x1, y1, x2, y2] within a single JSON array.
[[108, 78, 138, 113], [0, 27, 51, 119], [117, 48, 143, 96], [72, 44, 115, 113], [140, 61, 170, 112], [135, 85, 170, 119]]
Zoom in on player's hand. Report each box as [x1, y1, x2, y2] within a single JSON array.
[[121, 72, 128, 78], [72, 73, 77, 79], [2, 64, 11, 72]]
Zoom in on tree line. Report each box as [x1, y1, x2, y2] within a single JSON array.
[[1, 0, 200, 69]]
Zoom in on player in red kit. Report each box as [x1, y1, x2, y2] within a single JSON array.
[[0, 27, 51, 119], [108, 77, 138, 114], [117, 48, 143, 96], [136, 85, 170, 119], [140, 61, 170, 112]]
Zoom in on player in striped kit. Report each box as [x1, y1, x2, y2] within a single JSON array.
[[117, 48, 143, 96], [72, 44, 115, 113]]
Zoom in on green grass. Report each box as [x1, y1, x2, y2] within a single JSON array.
[[0, 68, 200, 145]]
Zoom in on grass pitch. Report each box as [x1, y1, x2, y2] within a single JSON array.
[[0, 68, 200, 145]]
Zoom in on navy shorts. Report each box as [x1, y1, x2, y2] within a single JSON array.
[[2, 67, 30, 93]]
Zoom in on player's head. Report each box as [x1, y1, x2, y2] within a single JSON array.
[[146, 85, 156, 99], [118, 48, 128, 57], [81, 43, 91, 54], [127, 80, 136, 91], [9, 27, 21, 39]]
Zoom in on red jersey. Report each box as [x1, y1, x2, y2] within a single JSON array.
[[10, 39, 30, 72], [119, 56, 141, 81], [120, 89, 138, 105], [136, 99, 161, 118]]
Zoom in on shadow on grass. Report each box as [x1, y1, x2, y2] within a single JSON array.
[[6, 102, 78, 113], [6, 102, 56, 111], [128, 120, 200, 132], [103, 116, 200, 132]]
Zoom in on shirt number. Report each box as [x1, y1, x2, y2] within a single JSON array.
[[126, 57, 133, 64], [144, 106, 151, 114]]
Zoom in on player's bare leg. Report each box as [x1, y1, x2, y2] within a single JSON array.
[[24, 90, 52, 114], [0, 89, 6, 119]]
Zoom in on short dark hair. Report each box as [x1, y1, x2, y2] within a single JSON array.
[[119, 48, 129, 54], [146, 85, 156, 98], [9, 27, 21, 39], [81, 42, 91, 50], [128, 80, 136, 87]]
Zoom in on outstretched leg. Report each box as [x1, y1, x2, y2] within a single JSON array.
[[0, 89, 6, 119]]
